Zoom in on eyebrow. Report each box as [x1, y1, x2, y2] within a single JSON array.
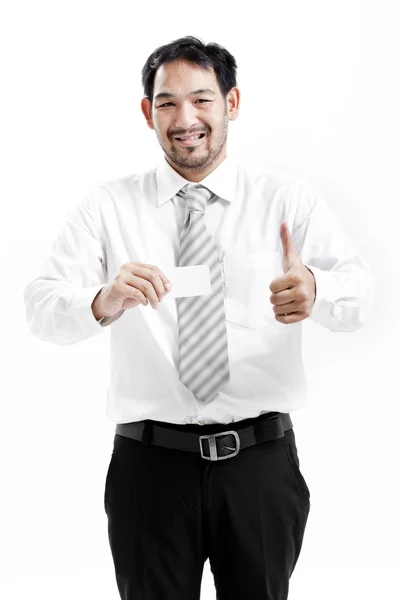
[[154, 88, 216, 101]]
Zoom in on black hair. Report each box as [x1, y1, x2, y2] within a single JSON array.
[[141, 36, 238, 107]]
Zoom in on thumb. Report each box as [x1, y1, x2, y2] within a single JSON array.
[[280, 222, 300, 273]]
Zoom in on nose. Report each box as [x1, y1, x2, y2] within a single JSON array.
[[173, 102, 201, 132]]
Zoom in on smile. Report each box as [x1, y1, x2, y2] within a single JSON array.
[[174, 133, 207, 146]]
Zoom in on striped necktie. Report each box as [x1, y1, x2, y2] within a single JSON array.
[[175, 183, 230, 403]]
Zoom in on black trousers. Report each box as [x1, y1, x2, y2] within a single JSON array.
[[104, 413, 311, 600]]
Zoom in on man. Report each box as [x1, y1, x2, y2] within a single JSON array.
[[23, 36, 376, 600]]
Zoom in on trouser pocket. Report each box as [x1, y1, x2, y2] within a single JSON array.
[[104, 450, 115, 513], [285, 443, 310, 504]]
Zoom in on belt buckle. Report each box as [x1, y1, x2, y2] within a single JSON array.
[[199, 430, 240, 461]]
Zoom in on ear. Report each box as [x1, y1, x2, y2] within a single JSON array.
[[141, 97, 155, 130], [227, 87, 240, 121]]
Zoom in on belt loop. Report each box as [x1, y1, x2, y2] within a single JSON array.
[[141, 421, 152, 446], [253, 419, 265, 444]]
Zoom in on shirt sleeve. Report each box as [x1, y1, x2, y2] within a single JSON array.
[[291, 179, 377, 332], [22, 190, 124, 345]]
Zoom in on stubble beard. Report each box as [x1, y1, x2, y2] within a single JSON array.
[[157, 113, 229, 172]]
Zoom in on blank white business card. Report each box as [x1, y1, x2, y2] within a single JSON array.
[[162, 265, 211, 298]]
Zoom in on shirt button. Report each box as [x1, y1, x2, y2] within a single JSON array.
[[198, 420, 205, 425]]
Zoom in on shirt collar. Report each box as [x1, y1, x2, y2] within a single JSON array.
[[155, 153, 239, 207]]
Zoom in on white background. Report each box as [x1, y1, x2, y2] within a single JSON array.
[[2, 1, 399, 598]]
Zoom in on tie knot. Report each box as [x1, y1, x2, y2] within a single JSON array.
[[178, 184, 214, 212]]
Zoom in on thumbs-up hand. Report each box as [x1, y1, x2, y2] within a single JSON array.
[[269, 222, 316, 324]]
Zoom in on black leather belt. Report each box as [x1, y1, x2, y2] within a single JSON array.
[[115, 412, 293, 461]]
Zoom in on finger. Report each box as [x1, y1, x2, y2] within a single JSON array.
[[143, 269, 167, 303], [270, 288, 296, 306], [280, 222, 291, 261], [138, 263, 171, 290], [280, 222, 300, 271], [269, 272, 299, 294], [117, 276, 149, 306], [125, 272, 160, 309], [275, 311, 305, 324], [121, 283, 148, 306], [129, 265, 168, 307], [273, 301, 297, 316]]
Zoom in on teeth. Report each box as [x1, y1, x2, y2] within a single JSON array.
[[177, 134, 202, 141]]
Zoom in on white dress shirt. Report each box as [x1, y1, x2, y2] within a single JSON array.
[[23, 154, 376, 425]]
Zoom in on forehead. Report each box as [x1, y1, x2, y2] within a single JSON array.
[[153, 60, 218, 97]]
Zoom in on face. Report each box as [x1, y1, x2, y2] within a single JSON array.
[[141, 59, 240, 181]]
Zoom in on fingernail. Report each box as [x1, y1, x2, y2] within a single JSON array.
[[165, 282, 171, 291]]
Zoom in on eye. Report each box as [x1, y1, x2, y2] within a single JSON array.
[[158, 100, 211, 108]]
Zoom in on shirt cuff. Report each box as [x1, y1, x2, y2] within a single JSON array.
[[69, 284, 108, 331], [98, 310, 126, 326], [69, 284, 126, 328], [304, 264, 337, 317]]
